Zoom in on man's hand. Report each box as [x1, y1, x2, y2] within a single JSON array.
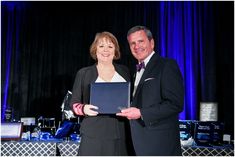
[[116, 107, 141, 120]]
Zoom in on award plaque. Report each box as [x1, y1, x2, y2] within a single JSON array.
[[90, 82, 130, 114], [1, 122, 23, 141]]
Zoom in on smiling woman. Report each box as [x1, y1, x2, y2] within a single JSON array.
[[96, 39, 115, 62], [69, 31, 133, 155]]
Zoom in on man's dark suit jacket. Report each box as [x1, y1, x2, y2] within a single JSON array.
[[130, 52, 184, 156]]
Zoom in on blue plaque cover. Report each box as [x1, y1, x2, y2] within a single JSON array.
[[90, 82, 130, 114], [194, 121, 212, 146], [179, 120, 195, 140], [210, 122, 224, 146]]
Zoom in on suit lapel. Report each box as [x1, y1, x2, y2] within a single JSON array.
[[133, 53, 161, 100]]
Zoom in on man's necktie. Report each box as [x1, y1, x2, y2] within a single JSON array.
[[136, 62, 145, 72]]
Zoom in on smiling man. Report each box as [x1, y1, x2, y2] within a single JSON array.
[[117, 25, 185, 156]]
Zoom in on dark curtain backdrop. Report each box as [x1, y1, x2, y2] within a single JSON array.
[[1, 1, 234, 136]]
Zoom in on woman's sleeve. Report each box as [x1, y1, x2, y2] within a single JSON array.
[[70, 69, 84, 110]]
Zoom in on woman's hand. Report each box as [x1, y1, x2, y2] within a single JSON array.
[[83, 104, 99, 116]]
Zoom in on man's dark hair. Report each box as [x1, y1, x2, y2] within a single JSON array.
[[127, 25, 153, 41]]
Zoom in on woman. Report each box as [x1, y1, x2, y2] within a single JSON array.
[[70, 31, 131, 155]]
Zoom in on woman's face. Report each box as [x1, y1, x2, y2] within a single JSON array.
[[96, 38, 115, 63]]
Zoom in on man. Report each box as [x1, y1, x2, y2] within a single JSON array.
[[117, 25, 184, 156]]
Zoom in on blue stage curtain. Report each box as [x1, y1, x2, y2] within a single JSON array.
[[2, 2, 20, 121], [158, 1, 216, 120], [1, 2, 29, 121]]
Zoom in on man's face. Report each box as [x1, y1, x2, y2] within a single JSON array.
[[127, 30, 154, 62]]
